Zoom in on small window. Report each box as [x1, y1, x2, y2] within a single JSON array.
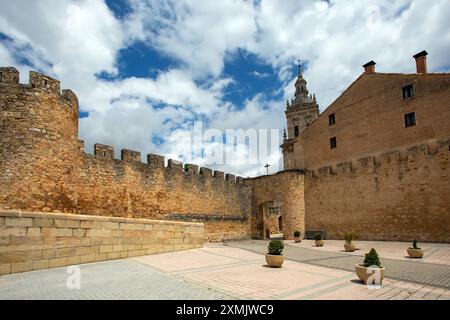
[[402, 84, 414, 99], [330, 137, 337, 149], [103, 151, 107, 157], [404, 112, 416, 127], [329, 113, 336, 126], [294, 125, 299, 137]]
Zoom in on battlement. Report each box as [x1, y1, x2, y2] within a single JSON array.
[[0, 67, 78, 110], [307, 138, 450, 179], [0, 67, 19, 84], [87, 143, 244, 185]]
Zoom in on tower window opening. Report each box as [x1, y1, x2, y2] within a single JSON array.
[[404, 112, 416, 127], [330, 137, 337, 149], [294, 126, 299, 137], [329, 113, 336, 125], [402, 84, 414, 99]]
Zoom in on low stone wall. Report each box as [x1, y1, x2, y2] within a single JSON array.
[[0, 210, 204, 275]]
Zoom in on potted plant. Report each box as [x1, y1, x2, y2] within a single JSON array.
[[355, 248, 385, 285], [344, 231, 357, 252], [314, 233, 324, 247], [407, 240, 424, 258], [293, 230, 302, 243], [265, 240, 284, 268]]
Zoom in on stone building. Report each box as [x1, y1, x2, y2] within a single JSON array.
[[0, 49, 449, 272]]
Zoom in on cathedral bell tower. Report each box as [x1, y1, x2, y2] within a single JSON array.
[[281, 63, 319, 169]]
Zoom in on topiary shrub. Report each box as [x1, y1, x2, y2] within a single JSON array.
[[294, 230, 301, 238], [344, 231, 357, 243], [363, 248, 381, 268], [314, 233, 323, 241], [268, 240, 284, 255], [410, 239, 421, 249]]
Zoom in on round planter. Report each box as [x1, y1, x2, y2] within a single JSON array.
[[355, 264, 385, 285], [315, 240, 324, 247], [344, 242, 356, 252], [294, 237, 302, 243], [407, 248, 424, 258], [265, 254, 284, 268]]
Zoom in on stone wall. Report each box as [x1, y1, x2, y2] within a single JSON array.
[[305, 138, 450, 242], [244, 170, 305, 240], [0, 210, 203, 275], [0, 68, 251, 242]]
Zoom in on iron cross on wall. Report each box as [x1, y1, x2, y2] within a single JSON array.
[[264, 163, 270, 175]]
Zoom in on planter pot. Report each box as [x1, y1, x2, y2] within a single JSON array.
[[294, 237, 302, 243], [344, 242, 356, 252], [315, 240, 324, 247], [265, 254, 284, 268], [355, 264, 385, 285], [407, 248, 424, 258]]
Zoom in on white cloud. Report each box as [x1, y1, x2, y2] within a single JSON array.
[[1, 0, 450, 177]]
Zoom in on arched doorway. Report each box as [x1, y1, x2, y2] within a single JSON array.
[[252, 201, 282, 239]]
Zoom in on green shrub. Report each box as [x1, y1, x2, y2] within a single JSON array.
[[314, 233, 323, 241], [410, 239, 421, 250], [268, 240, 284, 255], [363, 248, 381, 268], [344, 231, 357, 243], [294, 230, 301, 238]]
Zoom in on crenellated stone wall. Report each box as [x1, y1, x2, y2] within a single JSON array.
[[305, 138, 450, 242], [0, 67, 251, 242]]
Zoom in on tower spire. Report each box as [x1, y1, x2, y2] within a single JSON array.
[[297, 59, 302, 78]]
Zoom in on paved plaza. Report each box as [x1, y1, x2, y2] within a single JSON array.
[[0, 240, 449, 300]]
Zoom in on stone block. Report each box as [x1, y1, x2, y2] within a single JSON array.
[[119, 223, 145, 230], [102, 222, 120, 229], [54, 228, 73, 237], [80, 254, 96, 264], [32, 259, 49, 270], [54, 219, 80, 228], [72, 229, 87, 237], [66, 256, 81, 266], [29, 250, 42, 260], [0, 263, 11, 275], [75, 246, 97, 256], [0, 227, 26, 237], [106, 252, 121, 259], [57, 247, 75, 258], [48, 257, 67, 268], [87, 229, 111, 237], [95, 253, 107, 261], [112, 245, 123, 252], [99, 245, 113, 253], [0, 251, 29, 263], [33, 217, 54, 228], [11, 261, 32, 273], [27, 227, 41, 236], [5, 217, 33, 227], [42, 249, 57, 259]]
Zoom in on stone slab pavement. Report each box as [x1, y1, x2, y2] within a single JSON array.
[[134, 243, 450, 300], [288, 239, 450, 266], [0, 243, 449, 300], [0, 257, 230, 300], [225, 240, 450, 290]]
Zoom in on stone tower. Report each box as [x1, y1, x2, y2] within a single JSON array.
[[281, 63, 319, 169]]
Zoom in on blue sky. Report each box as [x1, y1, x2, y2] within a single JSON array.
[[1, 0, 450, 177]]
